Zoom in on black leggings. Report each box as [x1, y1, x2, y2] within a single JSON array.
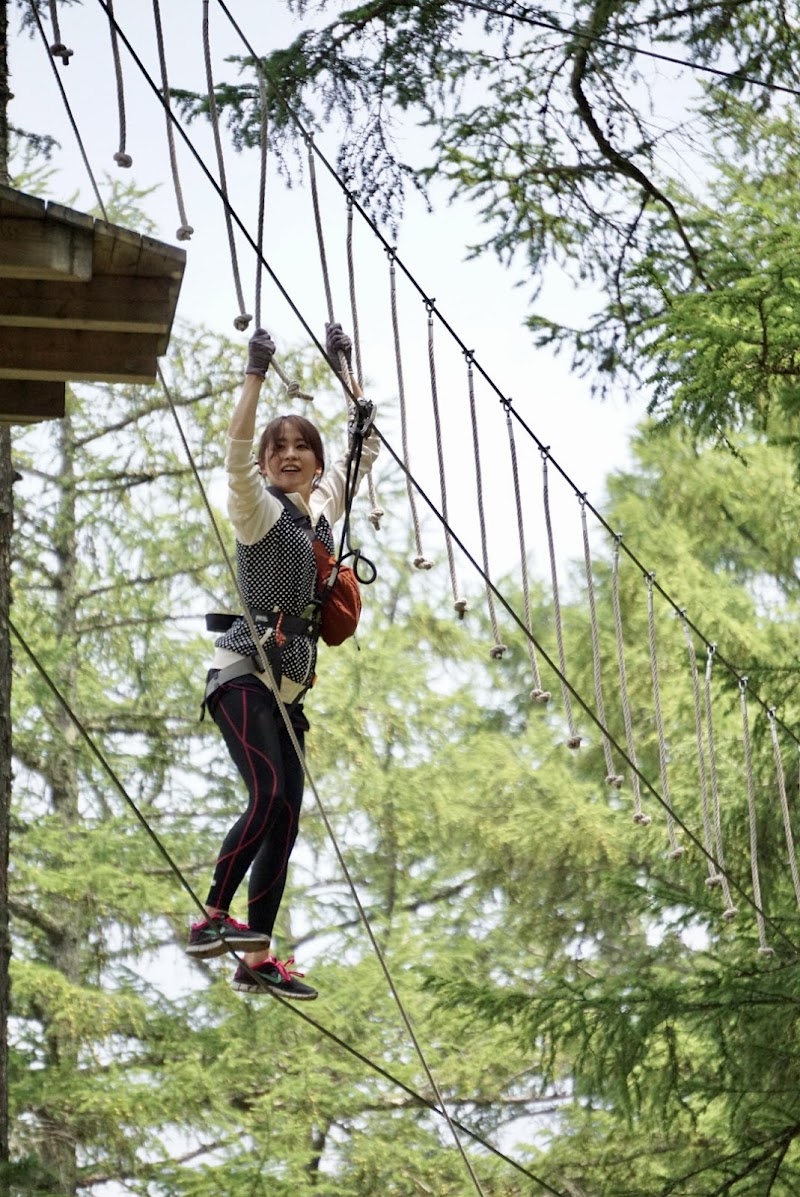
[[206, 675, 307, 939]]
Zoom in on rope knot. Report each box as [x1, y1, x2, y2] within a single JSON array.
[[530, 688, 551, 704], [50, 42, 74, 65], [704, 874, 723, 889], [454, 598, 469, 620], [113, 151, 133, 169], [668, 846, 686, 861], [633, 811, 652, 826], [566, 734, 582, 750], [722, 906, 738, 921], [176, 224, 194, 241], [413, 556, 434, 571], [368, 507, 385, 530], [605, 773, 624, 789], [234, 313, 253, 332], [758, 946, 775, 958], [489, 643, 507, 660]]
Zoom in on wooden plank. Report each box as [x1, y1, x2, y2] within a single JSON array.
[[0, 328, 160, 384], [92, 222, 144, 276], [0, 380, 65, 423], [0, 276, 176, 333], [0, 186, 46, 220], [0, 217, 93, 281]]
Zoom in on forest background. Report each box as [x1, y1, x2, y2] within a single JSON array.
[[5, 2, 800, 1195]]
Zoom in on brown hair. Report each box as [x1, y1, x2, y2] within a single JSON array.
[[257, 414, 325, 476]]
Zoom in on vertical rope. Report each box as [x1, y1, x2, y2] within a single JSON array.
[[254, 71, 268, 329], [680, 613, 721, 886], [388, 254, 432, 571], [466, 358, 505, 658], [427, 308, 467, 617], [703, 646, 737, 918], [307, 144, 353, 398], [610, 539, 647, 820], [347, 198, 383, 528], [542, 454, 580, 748], [47, 0, 73, 63], [152, 0, 193, 240], [107, 0, 132, 167], [767, 708, 800, 910], [645, 574, 682, 852], [581, 501, 621, 783], [740, 679, 774, 956], [202, 0, 250, 327], [507, 411, 548, 702]]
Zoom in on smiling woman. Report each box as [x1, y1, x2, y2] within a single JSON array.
[[186, 323, 379, 1000]]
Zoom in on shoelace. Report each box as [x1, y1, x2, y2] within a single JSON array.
[[266, 955, 304, 982]]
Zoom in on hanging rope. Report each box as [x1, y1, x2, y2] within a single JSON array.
[[427, 307, 468, 618], [202, 0, 250, 325], [609, 540, 647, 819], [251, 67, 312, 404], [506, 410, 548, 701], [152, 0, 193, 240], [106, 0, 132, 167], [703, 645, 737, 919], [388, 252, 432, 570], [645, 574, 682, 851], [580, 501, 621, 782], [306, 143, 356, 399], [740, 679, 774, 956], [347, 197, 383, 528], [680, 613, 722, 886], [47, 0, 73, 64], [466, 356, 505, 658], [542, 454, 580, 747], [767, 708, 800, 911]]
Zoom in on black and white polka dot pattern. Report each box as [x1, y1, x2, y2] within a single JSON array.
[[215, 510, 335, 686]]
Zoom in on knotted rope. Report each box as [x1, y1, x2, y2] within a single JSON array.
[[610, 539, 647, 819], [506, 411, 547, 701], [106, 0, 132, 167], [427, 307, 467, 618], [47, 0, 73, 64], [703, 645, 737, 918], [680, 613, 721, 886], [347, 198, 383, 527], [388, 252, 432, 570], [767, 708, 800, 911], [740, 679, 774, 956], [580, 500, 620, 782], [153, 0, 192, 239], [645, 574, 682, 852], [466, 357, 505, 658], [542, 454, 580, 746], [202, 0, 250, 325]]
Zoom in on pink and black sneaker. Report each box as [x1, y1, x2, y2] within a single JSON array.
[[185, 915, 271, 959], [231, 955, 318, 1000]]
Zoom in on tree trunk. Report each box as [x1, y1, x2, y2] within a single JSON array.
[[0, 0, 13, 1187]]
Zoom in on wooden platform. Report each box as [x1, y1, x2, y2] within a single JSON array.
[[0, 186, 186, 423]]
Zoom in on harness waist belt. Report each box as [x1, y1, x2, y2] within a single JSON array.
[[205, 607, 319, 639]]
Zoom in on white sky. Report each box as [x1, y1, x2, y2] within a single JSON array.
[[7, 0, 657, 593]]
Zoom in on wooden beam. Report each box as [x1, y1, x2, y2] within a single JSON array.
[[0, 329, 160, 384], [0, 381, 65, 423], [0, 217, 93, 281], [0, 276, 177, 334]]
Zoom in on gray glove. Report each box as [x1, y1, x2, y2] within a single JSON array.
[[325, 322, 353, 374], [246, 328, 276, 378]]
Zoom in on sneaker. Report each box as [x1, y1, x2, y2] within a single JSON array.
[[231, 955, 318, 1000], [185, 915, 271, 959]]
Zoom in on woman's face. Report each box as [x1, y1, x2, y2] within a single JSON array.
[[262, 425, 321, 497]]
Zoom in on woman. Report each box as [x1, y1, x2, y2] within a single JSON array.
[[186, 324, 378, 1000]]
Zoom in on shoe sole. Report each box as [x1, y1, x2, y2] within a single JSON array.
[[185, 933, 271, 960], [230, 980, 318, 1000]]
